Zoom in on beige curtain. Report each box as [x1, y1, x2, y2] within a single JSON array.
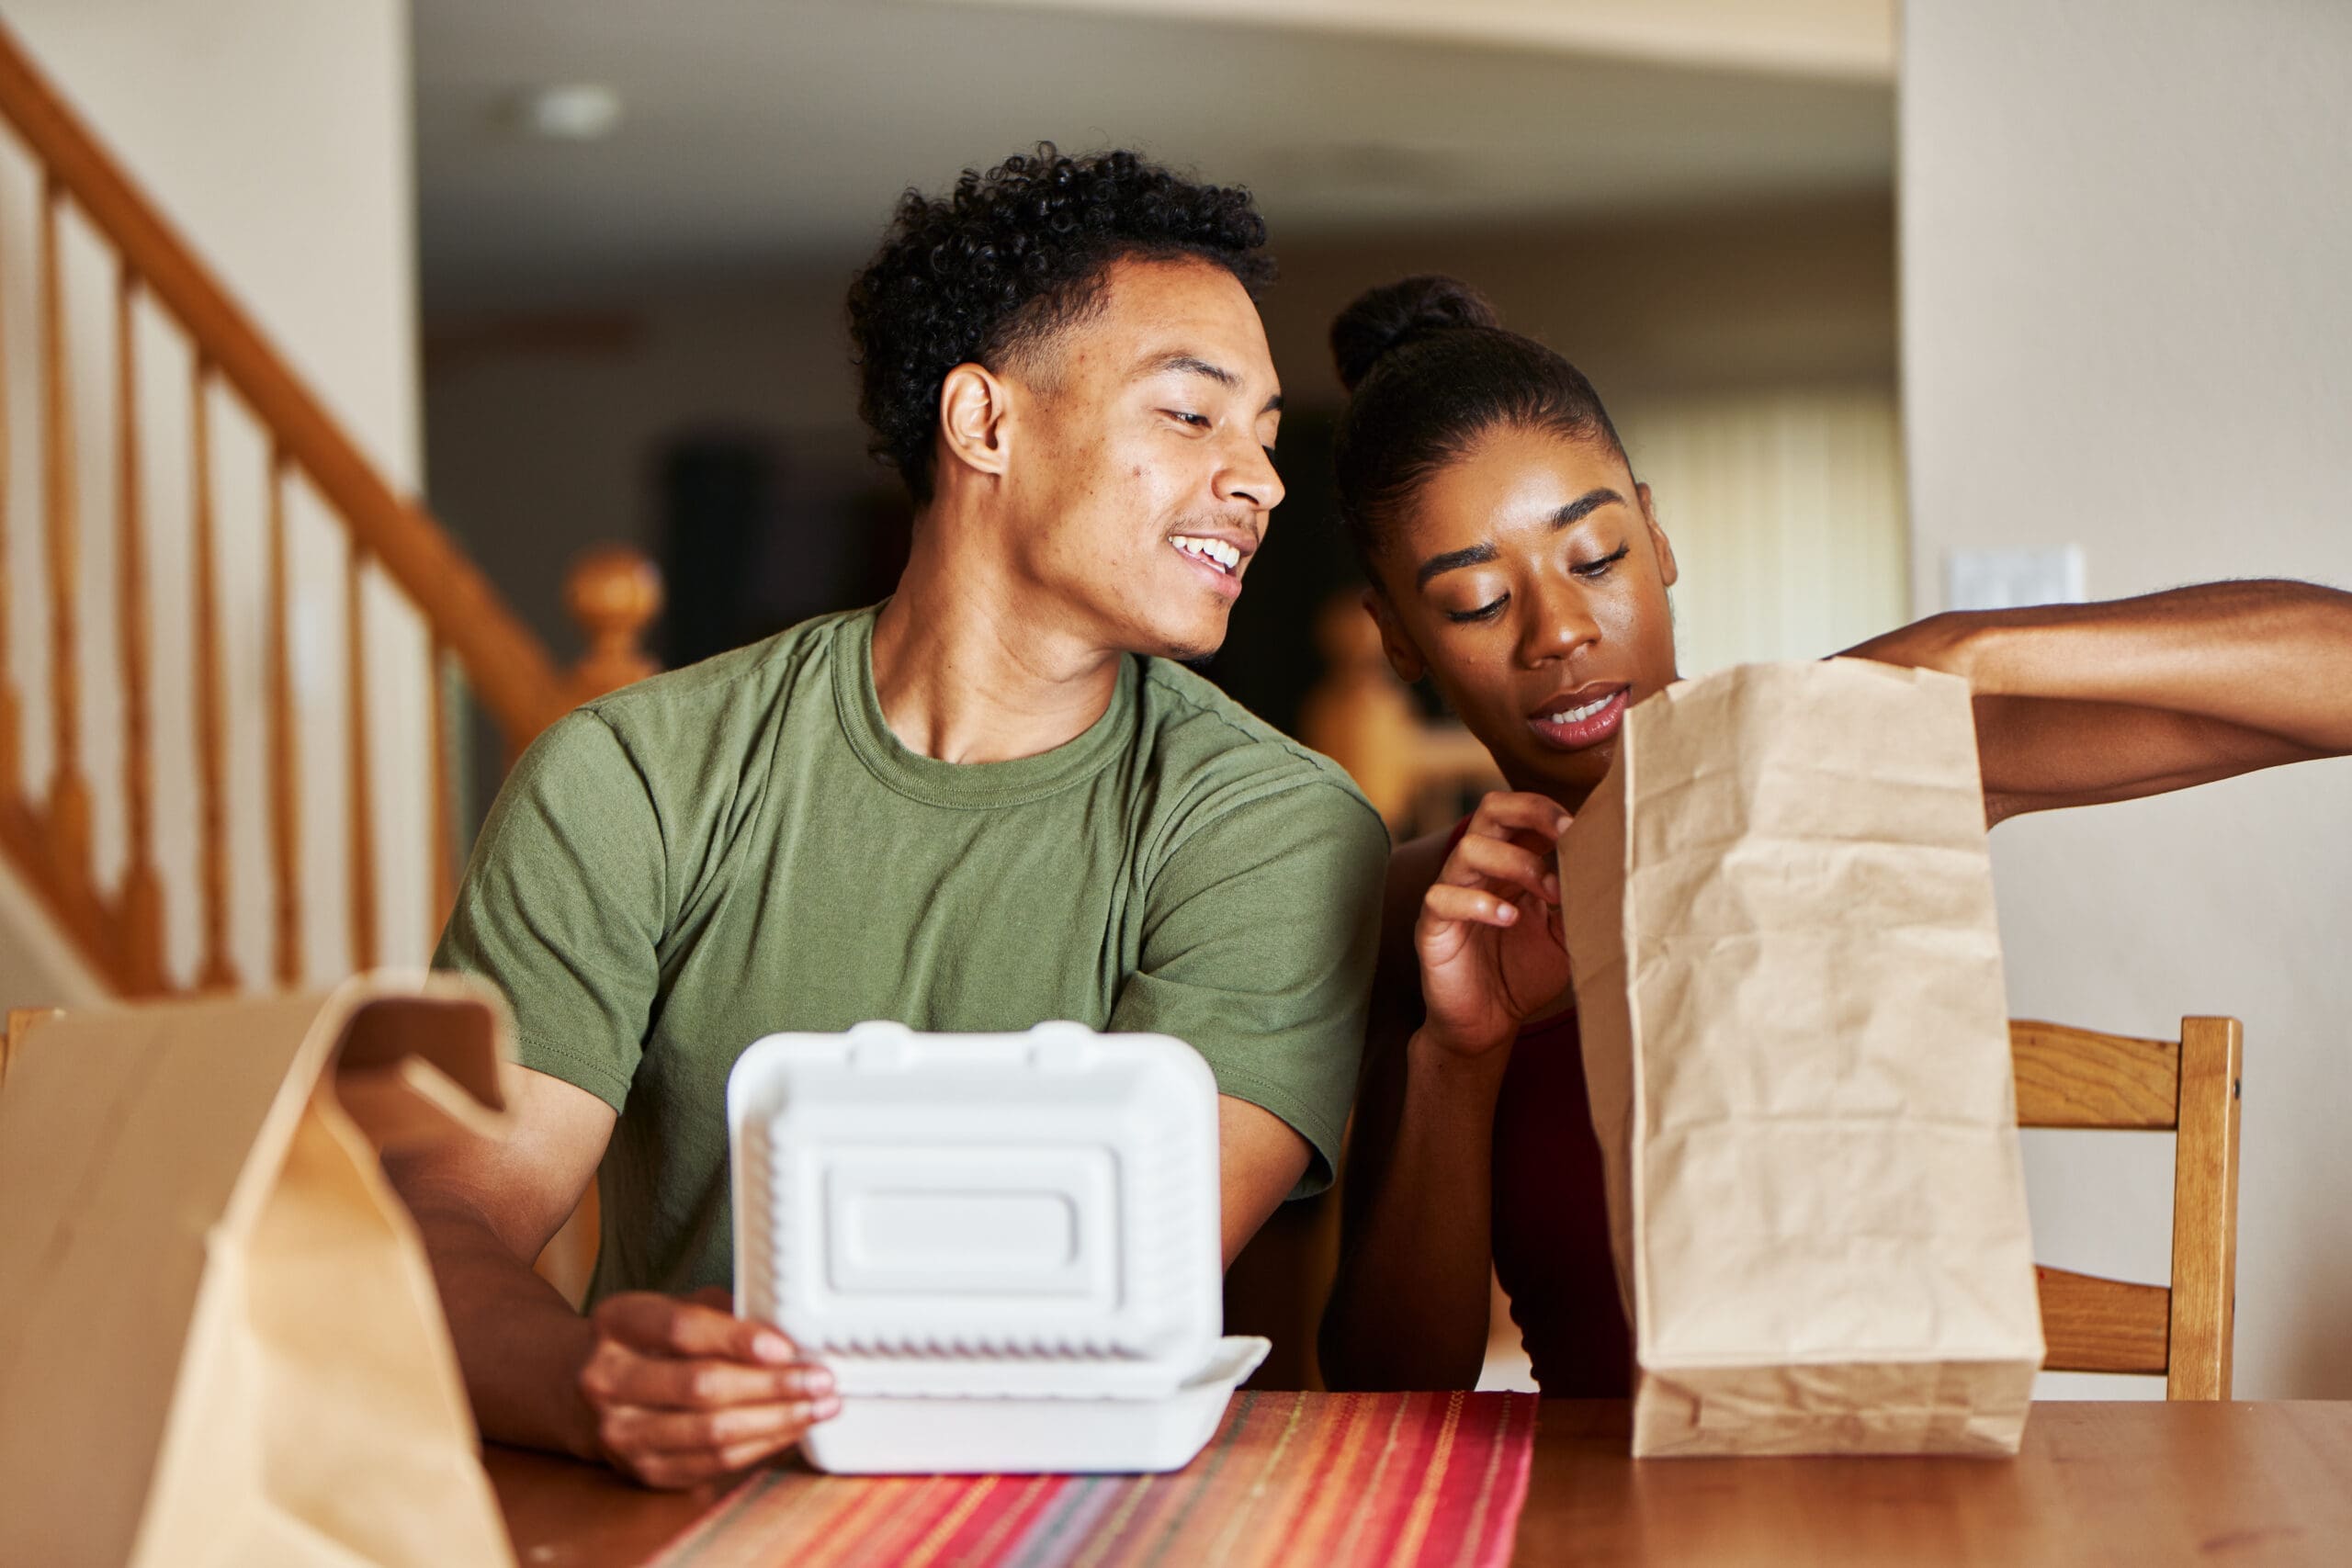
[[1614, 385, 1909, 678]]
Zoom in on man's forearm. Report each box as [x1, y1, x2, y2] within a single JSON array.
[[1321, 1031, 1508, 1391], [408, 1194, 601, 1460], [1216, 1096, 1315, 1268]]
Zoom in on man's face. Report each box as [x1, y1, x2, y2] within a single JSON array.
[[995, 255, 1285, 661]]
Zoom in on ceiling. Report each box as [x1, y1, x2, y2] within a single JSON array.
[[413, 0, 1894, 311]]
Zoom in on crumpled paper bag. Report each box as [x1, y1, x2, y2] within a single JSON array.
[[0, 973, 519, 1565], [1558, 660, 2043, 1456]]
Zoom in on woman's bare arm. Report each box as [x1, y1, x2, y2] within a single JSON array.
[[1319, 795, 1570, 1392], [1842, 580, 2352, 821], [1319, 833, 1501, 1391], [1964, 695, 2326, 823]]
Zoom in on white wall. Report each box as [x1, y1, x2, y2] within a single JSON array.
[[0, 0, 435, 1005], [1904, 0, 2352, 1398]]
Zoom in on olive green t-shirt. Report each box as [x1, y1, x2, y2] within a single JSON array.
[[437, 604, 1388, 1300]]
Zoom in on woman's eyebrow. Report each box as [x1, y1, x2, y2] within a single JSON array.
[[1414, 487, 1623, 588], [1416, 542, 1500, 589], [1553, 488, 1625, 528]]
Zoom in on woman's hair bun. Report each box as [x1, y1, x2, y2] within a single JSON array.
[[1330, 275, 1501, 392]]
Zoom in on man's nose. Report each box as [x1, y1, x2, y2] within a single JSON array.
[[1216, 435, 1284, 514]]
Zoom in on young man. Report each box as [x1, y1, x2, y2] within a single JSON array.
[[393, 147, 1388, 1488]]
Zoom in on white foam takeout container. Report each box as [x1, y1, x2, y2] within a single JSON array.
[[797, 1335, 1271, 1476], [729, 1021, 1261, 1474]]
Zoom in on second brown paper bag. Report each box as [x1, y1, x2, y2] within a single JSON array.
[[1558, 660, 2043, 1457], [0, 976, 520, 1566]]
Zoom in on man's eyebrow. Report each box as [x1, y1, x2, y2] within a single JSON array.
[[1139, 351, 1283, 414], [1138, 352, 1238, 389], [1554, 488, 1625, 527], [1416, 542, 1500, 589]]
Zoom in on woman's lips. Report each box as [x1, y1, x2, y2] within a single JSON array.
[[1526, 686, 1630, 750]]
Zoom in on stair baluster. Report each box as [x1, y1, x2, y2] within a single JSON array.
[[267, 447, 300, 988], [189, 356, 236, 992], [114, 261, 163, 992], [346, 543, 377, 973], [0, 197, 16, 795], [40, 174, 91, 891]]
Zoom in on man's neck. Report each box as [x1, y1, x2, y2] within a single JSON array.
[[869, 522, 1125, 765]]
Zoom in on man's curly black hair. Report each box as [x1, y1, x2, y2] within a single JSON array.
[[846, 143, 1274, 504]]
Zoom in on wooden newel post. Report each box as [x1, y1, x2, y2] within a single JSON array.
[[1295, 592, 1419, 825], [563, 544, 662, 705], [1295, 589, 1502, 834]]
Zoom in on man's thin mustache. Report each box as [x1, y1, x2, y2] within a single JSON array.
[[1171, 511, 1264, 543]]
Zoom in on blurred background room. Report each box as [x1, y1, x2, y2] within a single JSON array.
[[0, 0, 2344, 1407], [415, 0, 1907, 829]]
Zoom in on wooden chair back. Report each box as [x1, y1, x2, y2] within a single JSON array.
[[2010, 1017, 2243, 1399]]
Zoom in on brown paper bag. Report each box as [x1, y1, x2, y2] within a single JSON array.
[[0, 974, 519, 1565], [1559, 660, 2043, 1457]]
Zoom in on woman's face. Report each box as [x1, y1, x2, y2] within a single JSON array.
[[1365, 423, 1681, 807]]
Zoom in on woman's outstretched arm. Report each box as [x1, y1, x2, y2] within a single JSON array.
[[1841, 580, 2352, 822], [1319, 795, 1571, 1391]]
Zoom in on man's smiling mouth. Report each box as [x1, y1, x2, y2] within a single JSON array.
[[1170, 534, 1241, 573]]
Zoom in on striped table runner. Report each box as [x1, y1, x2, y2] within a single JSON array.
[[650, 1390, 1537, 1568]]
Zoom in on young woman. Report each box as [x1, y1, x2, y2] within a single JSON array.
[[1314, 276, 2352, 1394]]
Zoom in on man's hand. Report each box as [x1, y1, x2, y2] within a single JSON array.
[[580, 1287, 840, 1489]]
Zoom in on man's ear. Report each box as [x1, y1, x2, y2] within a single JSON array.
[[1364, 588, 1427, 684], [1637, 481, 1679, 589], [937, 362, 1013, 481]]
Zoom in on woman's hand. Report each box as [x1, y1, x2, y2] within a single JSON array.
[[1415, 791, 1576, 1058]]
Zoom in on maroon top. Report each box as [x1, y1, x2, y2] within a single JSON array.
[[1443, 819, 1632, 1395], [1489, 1006, 1632, 1395]]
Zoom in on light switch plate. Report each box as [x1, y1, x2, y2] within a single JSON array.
[[1944, 546, 2085, 612]]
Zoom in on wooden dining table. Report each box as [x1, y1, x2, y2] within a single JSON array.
[[488, 1399, 2352, 1566]]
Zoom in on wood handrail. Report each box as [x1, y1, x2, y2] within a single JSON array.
[[0, 17, 567, 744], [0, 19, 666, 997]]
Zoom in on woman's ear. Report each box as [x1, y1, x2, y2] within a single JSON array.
[[937, 362, 1013, 481], [1637, 481, 1679, 589], [1364, 588, 1427, 684]]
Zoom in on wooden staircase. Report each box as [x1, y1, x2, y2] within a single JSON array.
[[0, 18, 657, 998]]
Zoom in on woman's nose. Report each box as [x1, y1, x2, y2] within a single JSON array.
[[1516, 577, 1600, 667]]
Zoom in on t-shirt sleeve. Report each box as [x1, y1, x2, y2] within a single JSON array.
[[1108, 777, 1389, 1197], [434, 709, 666, 1110]]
